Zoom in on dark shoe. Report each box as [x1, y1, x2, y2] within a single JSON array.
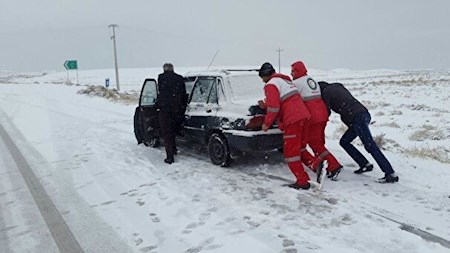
[[354, 163, 373, 174], [327, 166, 343, 181], [287, 182, 310, 190], [377, 173, 399, 183], [164, 158, 174, 164]]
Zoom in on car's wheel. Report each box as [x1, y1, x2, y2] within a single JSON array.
[[208, 133, 232, 167], [144, 137, 160, 148]]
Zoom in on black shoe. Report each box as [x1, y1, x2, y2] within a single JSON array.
[[164, 158, 174, 164], [327, 166, 342, 181], [377, 173, 399, 183], [287, 182, 310, 190], [354, 163, 373, 174]]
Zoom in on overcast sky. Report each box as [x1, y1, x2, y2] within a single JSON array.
[[1, 0, 449, 72]]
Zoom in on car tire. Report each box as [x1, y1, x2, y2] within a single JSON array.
[[144, 137, 160, 148], [208, 133, 232, 167]]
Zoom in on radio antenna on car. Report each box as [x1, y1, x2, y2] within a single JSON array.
[[207, 48, 220, 70]]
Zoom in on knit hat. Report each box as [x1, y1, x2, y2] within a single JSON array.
[[258, 62, 275, 77]]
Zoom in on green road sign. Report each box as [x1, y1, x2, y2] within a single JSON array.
[[64, 60, 78, 70]]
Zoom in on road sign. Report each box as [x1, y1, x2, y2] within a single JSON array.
[[64, 60, 78, 70], [105, 78, 110, 88]]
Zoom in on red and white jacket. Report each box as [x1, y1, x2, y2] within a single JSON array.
[[291, 61, 329, 124], [263, 73, 310, 130]]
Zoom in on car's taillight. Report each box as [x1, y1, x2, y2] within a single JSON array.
[[245, 115, 265, 130]]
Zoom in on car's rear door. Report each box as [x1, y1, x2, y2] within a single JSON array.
[[184, 76, 219, 144], [134, 78, 159, 144]]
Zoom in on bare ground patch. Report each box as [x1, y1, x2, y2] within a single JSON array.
[[77, 85, 139, 105]]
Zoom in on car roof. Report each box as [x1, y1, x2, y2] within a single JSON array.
[[184, 69, 259, 78]]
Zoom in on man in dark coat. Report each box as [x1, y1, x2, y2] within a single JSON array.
[[157, 63, 187, 164], [318, 81, 399, 183]]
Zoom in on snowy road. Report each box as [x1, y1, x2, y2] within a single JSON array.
[[1, 70, 450, 252], [0, 121, 88, 252]]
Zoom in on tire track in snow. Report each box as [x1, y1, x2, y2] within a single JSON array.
[[0, 123, 84, 253]]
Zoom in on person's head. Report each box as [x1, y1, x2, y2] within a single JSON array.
[[291, 61, 308, 80], [258, 62, 275, 83], [163, 63, 174, 72]]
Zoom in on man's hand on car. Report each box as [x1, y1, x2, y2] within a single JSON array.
[[258, 100, 267, 109], [262, 124, 269, 132]]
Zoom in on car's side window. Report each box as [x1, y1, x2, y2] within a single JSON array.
[[208, 81, 218, 104], [140, 80, 158, 106], [190, 78, 216, 103], [217, 79, 226, 105]]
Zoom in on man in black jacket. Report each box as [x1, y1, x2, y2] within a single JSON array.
[[318, 81, 399, 183], [157, 63, 187, 164]]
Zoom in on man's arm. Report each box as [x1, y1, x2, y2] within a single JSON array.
[[321, 93, 332, 116]]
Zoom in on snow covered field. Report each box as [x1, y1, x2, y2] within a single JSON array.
[[0, 67, 449, 253]]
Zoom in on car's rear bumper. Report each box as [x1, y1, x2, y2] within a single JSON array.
[[223, 129, 283, 152]]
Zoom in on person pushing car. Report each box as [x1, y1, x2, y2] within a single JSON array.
[[318, 81, 399, 183], [258, 62, 315, 190], [291, 61, 343, 180]]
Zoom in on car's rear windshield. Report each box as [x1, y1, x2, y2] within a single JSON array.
[[228, 75, 264, 102]]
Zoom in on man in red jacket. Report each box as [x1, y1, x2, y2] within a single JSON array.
[[291, 61, 343, 180], [258, 62, 312, 190]]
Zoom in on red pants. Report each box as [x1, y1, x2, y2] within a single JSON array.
[[283, 120, 310, 185], [301, 121, 341, 172]]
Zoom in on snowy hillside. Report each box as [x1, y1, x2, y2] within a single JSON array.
[[0, 67, 449, 253]]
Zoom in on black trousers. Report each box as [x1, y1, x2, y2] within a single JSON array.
[[158, 111, 177, 159]]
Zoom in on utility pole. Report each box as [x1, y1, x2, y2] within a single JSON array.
[[276, 47, 283, 73], [108, 24, 120, 91]]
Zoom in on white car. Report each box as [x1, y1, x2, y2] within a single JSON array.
[[134, 69, 283, 166]]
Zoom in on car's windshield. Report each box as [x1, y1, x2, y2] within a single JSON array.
[[228, 75, 265, 103], [184, 76, 196, 96]]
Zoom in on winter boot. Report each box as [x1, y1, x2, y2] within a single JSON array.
[[377, 173, 399, 183], [164, 157, 174, 164], [287, 182, 311, 190], [354, 163, 373, 174], [327, 166, 342, 181]]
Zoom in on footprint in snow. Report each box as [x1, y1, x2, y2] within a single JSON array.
[[184, 237, 215, 253], [139, 245, 157, 252], [134, 237, 143, 246], [139, 182, 157, 188], [182, 230, 192, 234], [192, 194, 201, 202], [149, 213, 160, 223], [100, 200, 116, 206], [199, 212, 211, 221], [282, 239, 295, 248]]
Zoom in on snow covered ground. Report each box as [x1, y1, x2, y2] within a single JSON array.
[[0, 67, 449, 253]]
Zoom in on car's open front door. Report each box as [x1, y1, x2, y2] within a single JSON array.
[[134, 78, 160, 146]]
